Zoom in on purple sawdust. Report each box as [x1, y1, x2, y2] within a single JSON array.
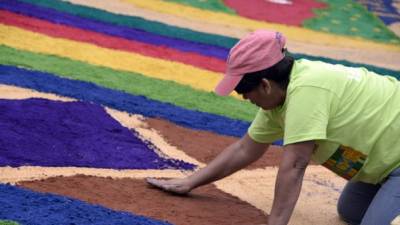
[[0, 98, 194, 170]]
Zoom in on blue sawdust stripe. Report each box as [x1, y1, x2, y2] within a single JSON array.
[[0, 64, 250, 137]]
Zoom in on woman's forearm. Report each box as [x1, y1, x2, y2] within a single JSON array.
[[187, 135, 268, 188], [268, 165, 306, 225], [268, 141, 314, 225]]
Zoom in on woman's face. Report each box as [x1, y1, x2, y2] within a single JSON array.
[[242, 79, 286, 110]]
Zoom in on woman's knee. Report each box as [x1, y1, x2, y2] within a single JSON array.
[[337, 181, 380, 225], [337, 192, 360, 225]]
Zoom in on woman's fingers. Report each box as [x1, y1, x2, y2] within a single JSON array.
[[146, 177, 191, 195], [146, 177, 167, 189]]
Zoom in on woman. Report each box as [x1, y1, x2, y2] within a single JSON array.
[[147, 30, 400, 225]]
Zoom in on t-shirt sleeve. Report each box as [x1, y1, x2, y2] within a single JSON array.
[[284, 86, 335, 145], [248, 108, 283, 144]]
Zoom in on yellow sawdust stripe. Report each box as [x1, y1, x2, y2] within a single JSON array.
[[107, 107, 204, 167], [122, 0, 400, 52], [0, 166, 186, 184], [0, 24, 241, 98]]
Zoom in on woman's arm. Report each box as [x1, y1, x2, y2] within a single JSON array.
[[268, 141, 315, 225], [147, 133, 270, 194]]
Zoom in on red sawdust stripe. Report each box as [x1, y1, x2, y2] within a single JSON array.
[[0, 10, 225, 73], [18, 175, 269, 225], [224, 0, 326, 26]]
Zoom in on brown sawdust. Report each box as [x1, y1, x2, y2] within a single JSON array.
[[146, 117, 318, 169], [18, 175, 268, 225]]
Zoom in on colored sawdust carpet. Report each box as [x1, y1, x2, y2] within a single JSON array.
[[304, 0, 399, 43], [0, 98, 193, 170], [356, 0, 400, 25], [355, 0, 400, 36], [18, 175, 268, 225], [136, 0, 399, 43], [1, 0, 399, 224], [0, 183, 172, 225]]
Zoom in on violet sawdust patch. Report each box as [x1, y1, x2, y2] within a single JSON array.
[[0, 98, 194, 170]]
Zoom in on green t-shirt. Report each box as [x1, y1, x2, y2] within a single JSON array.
[[248, 59, 400, 184]]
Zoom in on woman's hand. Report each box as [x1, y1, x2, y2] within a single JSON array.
[[146, 177, 193, 195]]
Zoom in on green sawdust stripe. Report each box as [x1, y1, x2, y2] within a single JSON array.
[[292, 52, 400, 79], [18, 0, 237, 49], [0, 221, 19, 225], [0, 45, 257, 122], [304, 0, 400, 44], [165, 0, 235, 14]]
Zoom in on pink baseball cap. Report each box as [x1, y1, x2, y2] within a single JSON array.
[[215, 30, 286, 96]]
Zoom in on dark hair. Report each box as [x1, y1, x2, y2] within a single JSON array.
[[234, 50, 294, 94]]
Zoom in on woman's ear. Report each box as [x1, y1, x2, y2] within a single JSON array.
[[260, 78, 272, 94]]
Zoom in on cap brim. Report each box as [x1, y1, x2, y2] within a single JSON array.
[[214, 74, 243, 96]]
